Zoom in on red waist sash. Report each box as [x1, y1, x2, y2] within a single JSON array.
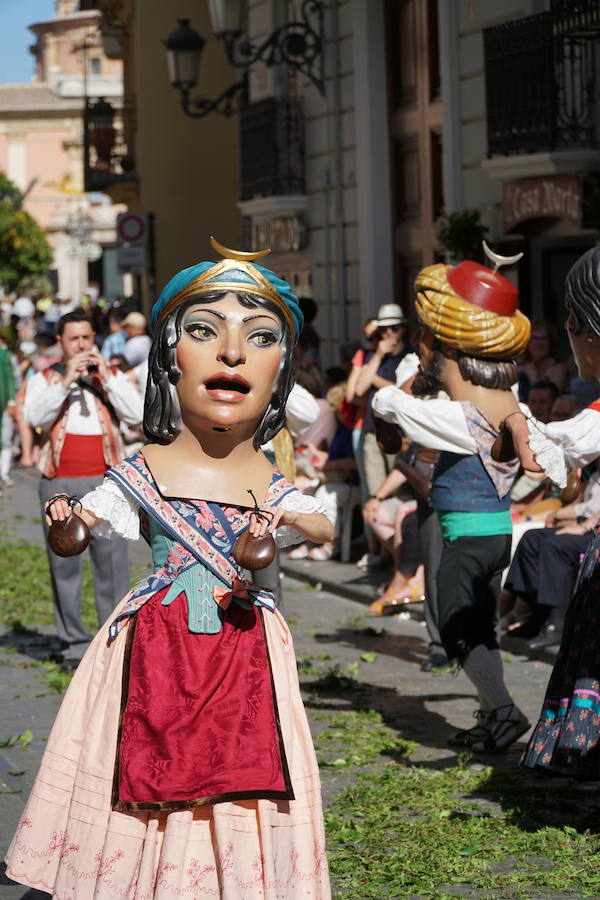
[[55, 433, 107, 478]]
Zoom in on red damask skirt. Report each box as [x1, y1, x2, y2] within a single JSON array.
[[113, 588, 293, 811]]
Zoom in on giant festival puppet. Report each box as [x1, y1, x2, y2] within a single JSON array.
[[372, 245, 534, 752], [504, 245, 600, 777], [5, 238, 333, 899]]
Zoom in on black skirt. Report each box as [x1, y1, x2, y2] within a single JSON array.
[[522, 527, 600, 778]]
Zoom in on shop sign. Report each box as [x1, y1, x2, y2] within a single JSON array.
[[503, 175, 582, 232], [251, 216, 307, 253]]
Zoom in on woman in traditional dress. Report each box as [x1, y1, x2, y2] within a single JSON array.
[[514, 245, 600, 777], [5, 238, 333, 898]]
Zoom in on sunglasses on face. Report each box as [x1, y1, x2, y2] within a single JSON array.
[[380, 324, 403, 333]]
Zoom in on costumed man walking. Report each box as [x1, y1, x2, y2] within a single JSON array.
[[24, 309, 143, 670], [372, 248, 532, 752], [0, 337, 17, 489]]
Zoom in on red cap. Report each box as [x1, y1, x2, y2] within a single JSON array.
[[447, 261, 518, 317]]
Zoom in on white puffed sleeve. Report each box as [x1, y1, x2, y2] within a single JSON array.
[[527, 407, 600, 488], [275, 490, 329, 549], [79, 479, 140, 540]]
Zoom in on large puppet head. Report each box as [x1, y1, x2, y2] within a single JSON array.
[[414, 247, 531, 390], [565, 244, 600, 381], [145, 237, 303, 448]]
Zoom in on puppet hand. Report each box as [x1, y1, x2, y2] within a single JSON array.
[[495, 412, 543, 473], [249, 506, 287, 537], [45, 494, 74, 526]]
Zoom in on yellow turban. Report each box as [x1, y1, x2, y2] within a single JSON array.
[[415, 263, 530, 360]]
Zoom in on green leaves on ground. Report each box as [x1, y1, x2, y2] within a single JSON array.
[[326, 763, 600, 899], [0, 730, 33, 748], [314, 708, 416, 769]]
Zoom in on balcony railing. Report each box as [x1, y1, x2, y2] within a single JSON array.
[[239, 98, 305, 201], [484, 2, 600, 156]]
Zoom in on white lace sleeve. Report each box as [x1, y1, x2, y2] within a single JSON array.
[[79, 479, 140, 540], [275, 490, 329, 549], [526, 406, 600, 489]]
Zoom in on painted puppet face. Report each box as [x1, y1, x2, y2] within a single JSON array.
[[175, 292, 284, 434], [566, 308, 600, 382]]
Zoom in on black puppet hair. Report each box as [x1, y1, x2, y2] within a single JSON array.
[[565, 245, 600, 338], [144, 291, 295, 448]]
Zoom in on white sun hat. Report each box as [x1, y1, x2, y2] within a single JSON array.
[[375, 303, 406, 326]]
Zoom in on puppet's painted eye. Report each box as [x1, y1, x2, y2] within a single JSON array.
[[185, 323, 216, 341], [249, 330, 279, 347]]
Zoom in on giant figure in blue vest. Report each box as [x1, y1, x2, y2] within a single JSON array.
[[372, 249, 533, 752]]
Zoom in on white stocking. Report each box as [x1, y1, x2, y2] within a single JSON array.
[[463, 644, 514, 713]]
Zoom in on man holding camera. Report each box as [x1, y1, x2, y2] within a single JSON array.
[[24, 310, 143, 670]]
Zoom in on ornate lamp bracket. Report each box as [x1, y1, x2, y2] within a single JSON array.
[[221, 0, 324, 96]]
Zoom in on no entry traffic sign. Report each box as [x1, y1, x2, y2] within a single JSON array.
[[117, 212, 148, 246]]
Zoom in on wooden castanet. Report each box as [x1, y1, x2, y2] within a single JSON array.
[[560, 469, 581, 505], [233, 530, 276, 570], [374, 416, 404, 454], [233, 488, 277, 570], [491, 423, 516, 463], [48, 513, 90, 557]]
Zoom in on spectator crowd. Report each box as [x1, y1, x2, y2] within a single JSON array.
[[282, 301, 600, 673], [1, 287, 599, 674]]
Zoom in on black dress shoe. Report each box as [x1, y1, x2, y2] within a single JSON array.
[[528, 623, 562, 650], [420, 651, 449, 672]]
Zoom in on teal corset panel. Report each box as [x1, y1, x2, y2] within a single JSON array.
[[147, 518, 250, 635]]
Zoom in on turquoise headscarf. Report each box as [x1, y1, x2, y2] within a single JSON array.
[[151, 260, 303, 340]]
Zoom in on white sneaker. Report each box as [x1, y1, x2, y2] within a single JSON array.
[[2, 478, 14, 487]]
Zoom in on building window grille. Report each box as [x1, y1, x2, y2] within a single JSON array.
[[484, 2, 600, 156], [239, 97, 305, 200]]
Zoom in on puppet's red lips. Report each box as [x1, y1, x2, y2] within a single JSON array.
[[204, 373, 251, 394]]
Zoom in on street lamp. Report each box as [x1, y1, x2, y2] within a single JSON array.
[[163, 0, 324, 120]]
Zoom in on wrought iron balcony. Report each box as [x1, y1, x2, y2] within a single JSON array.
[[239, 97, 305, 201], [484, 2, 600, 156]]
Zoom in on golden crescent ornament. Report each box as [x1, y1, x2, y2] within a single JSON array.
[[209, 235, 271, 262]]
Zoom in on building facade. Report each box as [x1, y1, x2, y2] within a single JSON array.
[[448, 0, 600, 323], [79, 0, 599, 353], [0, 0, 126, 301]]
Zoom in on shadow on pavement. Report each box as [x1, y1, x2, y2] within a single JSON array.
[[311, 624, 430, 666], [0, 628, 62, 663]]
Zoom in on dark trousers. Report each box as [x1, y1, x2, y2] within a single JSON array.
[[437, 533, 511, 662], [504, 527, 591, 611], [398, 510, 420, 576], [418, 501, 443, 653], [39, 475, 130, 660]]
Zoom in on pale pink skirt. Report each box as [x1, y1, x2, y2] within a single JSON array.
[[4, 603, 330, 899]]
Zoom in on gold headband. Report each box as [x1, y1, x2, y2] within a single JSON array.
[[157, 236, 295, 334]]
